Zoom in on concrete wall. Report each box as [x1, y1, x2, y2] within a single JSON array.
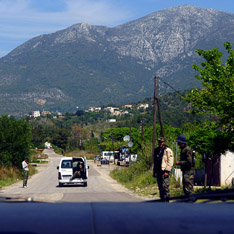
[[220, 151, 234, 187], [174, 168, 183, 185]]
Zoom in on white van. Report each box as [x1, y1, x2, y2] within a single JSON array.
[[100, 151, 118, 162], [57, 157, 89, 187]]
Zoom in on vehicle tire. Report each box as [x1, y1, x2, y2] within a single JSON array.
[[59, 183, 63, 187], [83, 182, 87, 187]]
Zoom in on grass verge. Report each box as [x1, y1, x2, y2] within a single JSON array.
[[110, 166, 184, 198], [0, 166, 37, 189]]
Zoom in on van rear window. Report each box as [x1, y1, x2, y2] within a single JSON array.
[[61, 160, 72, 168]]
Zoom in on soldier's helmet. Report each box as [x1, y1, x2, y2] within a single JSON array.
[[176, 135, 186, 144]]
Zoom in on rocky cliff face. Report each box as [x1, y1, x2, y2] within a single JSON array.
[[1, 5, 234, 116]]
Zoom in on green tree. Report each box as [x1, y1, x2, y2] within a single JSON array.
[[51, 128, 71, 151], [0, 115, 31, 167], [185, 42, 234, 152], [185, 42, 234, 130]]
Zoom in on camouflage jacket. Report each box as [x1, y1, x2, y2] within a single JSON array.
[[178, 146, 194, 172]]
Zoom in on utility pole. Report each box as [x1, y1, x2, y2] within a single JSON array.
[[152, 75, 158, 164], [90, 130, 93, 152], [156, 89, 165, 139], [129, 119, 132, 141], [111, 132, 115, 164], [129, 119, 132, 164], [152, 75, 165, 165], [141, 120, 144, 146]]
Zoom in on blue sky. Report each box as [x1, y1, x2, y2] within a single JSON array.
[[1, 0, 234, 58]]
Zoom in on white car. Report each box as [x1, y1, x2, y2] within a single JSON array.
[[57, 157, 89, 187]]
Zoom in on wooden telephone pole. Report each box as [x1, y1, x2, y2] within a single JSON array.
[[152, 75, 165, 164]]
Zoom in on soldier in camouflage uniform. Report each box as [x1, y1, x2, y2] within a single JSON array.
[[153, 137, 174, 201], [176, 135, 195, 196]]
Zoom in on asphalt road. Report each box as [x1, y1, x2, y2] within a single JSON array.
[[0, 149, 143, 202]]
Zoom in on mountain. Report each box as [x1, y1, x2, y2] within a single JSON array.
[[1, 5, 234, 116]]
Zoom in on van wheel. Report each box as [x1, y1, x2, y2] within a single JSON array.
[[83, 182, 87, 187], [59, 183, 63, 187]]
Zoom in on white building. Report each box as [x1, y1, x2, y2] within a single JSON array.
[[42, 111, 51, 115], [88, 107, 95, 112], [88, 107, 102, 112], [112, 110, 122, 116], [107, 119, 116, 123], [220, 151, 234, 187], [123, 105, 133, 109], [32, 111, 40, 118], [105, 107, 119, 113], [45, 142, 52, 149], [137, 103, 149, 109]]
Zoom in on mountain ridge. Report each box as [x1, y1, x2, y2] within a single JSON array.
[[0, 5, 234, 116]]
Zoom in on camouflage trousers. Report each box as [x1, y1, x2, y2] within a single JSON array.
[[182, 170, 195, 196], [23, 170, 29, 187], [156, 171, 170, 201]]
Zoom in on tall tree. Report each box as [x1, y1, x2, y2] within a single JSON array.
[[185, 42, 234, 152], [0, 115, 31, 167], [71, 124, 85, 150], [185, 42, 234, 130]]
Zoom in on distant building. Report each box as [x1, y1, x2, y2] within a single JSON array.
[[137, 103, 149, 109], [107, 119, 116, 123], [105, 107, 119, 113], [42, 111, 51, 115], [95, 107, 102, 112], [88, 107, 102, 112], [112, 110, 121, 116], [32, 111, 40, 118], [88, 107, 95, 112], [123, 105, 133, 109], [45, 142, 52, 149]]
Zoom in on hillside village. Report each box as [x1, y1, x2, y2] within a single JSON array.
[[30, 103, 149, 119]]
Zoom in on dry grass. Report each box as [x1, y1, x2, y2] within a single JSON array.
[[0, 166, 37, 188], [65, 150, 96, 160], [0, 167, 21, 188]]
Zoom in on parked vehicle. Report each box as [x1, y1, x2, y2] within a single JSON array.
[[57, 157, 89, 187], [100, 151, 118, 163], [116, 146, 138, 166]]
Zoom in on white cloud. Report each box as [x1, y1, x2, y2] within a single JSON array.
[[0, 0, 131, 25], [0, 0, 133, 57], [63, 0, 131, 25]]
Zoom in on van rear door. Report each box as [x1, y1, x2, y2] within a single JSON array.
[[60, 159, 73, 179], [84, 157, 88, 178]]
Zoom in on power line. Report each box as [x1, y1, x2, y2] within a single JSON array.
[[158, 77, 186, 98]]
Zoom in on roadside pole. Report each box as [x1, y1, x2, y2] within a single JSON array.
[[112, 132, 115, 165], [129, 119, 131, 165], [152, 75, 158, 166], [90, 130, 93, 152], [156, 88, 165, 139], [141, 120, 144, 147]]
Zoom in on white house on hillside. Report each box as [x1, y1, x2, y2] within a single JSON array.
[[32, 111, 40, 118], [137, 103, 149, 109]]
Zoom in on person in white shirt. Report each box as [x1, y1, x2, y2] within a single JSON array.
[[22, 158, 30, 188]]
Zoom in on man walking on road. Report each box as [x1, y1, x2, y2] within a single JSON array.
[[22, 158, 30, 188], [176, 135, 195, 196], [153, 137, 174, 202]]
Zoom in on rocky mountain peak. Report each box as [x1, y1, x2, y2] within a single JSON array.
[[0, 5, 234, 116]]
